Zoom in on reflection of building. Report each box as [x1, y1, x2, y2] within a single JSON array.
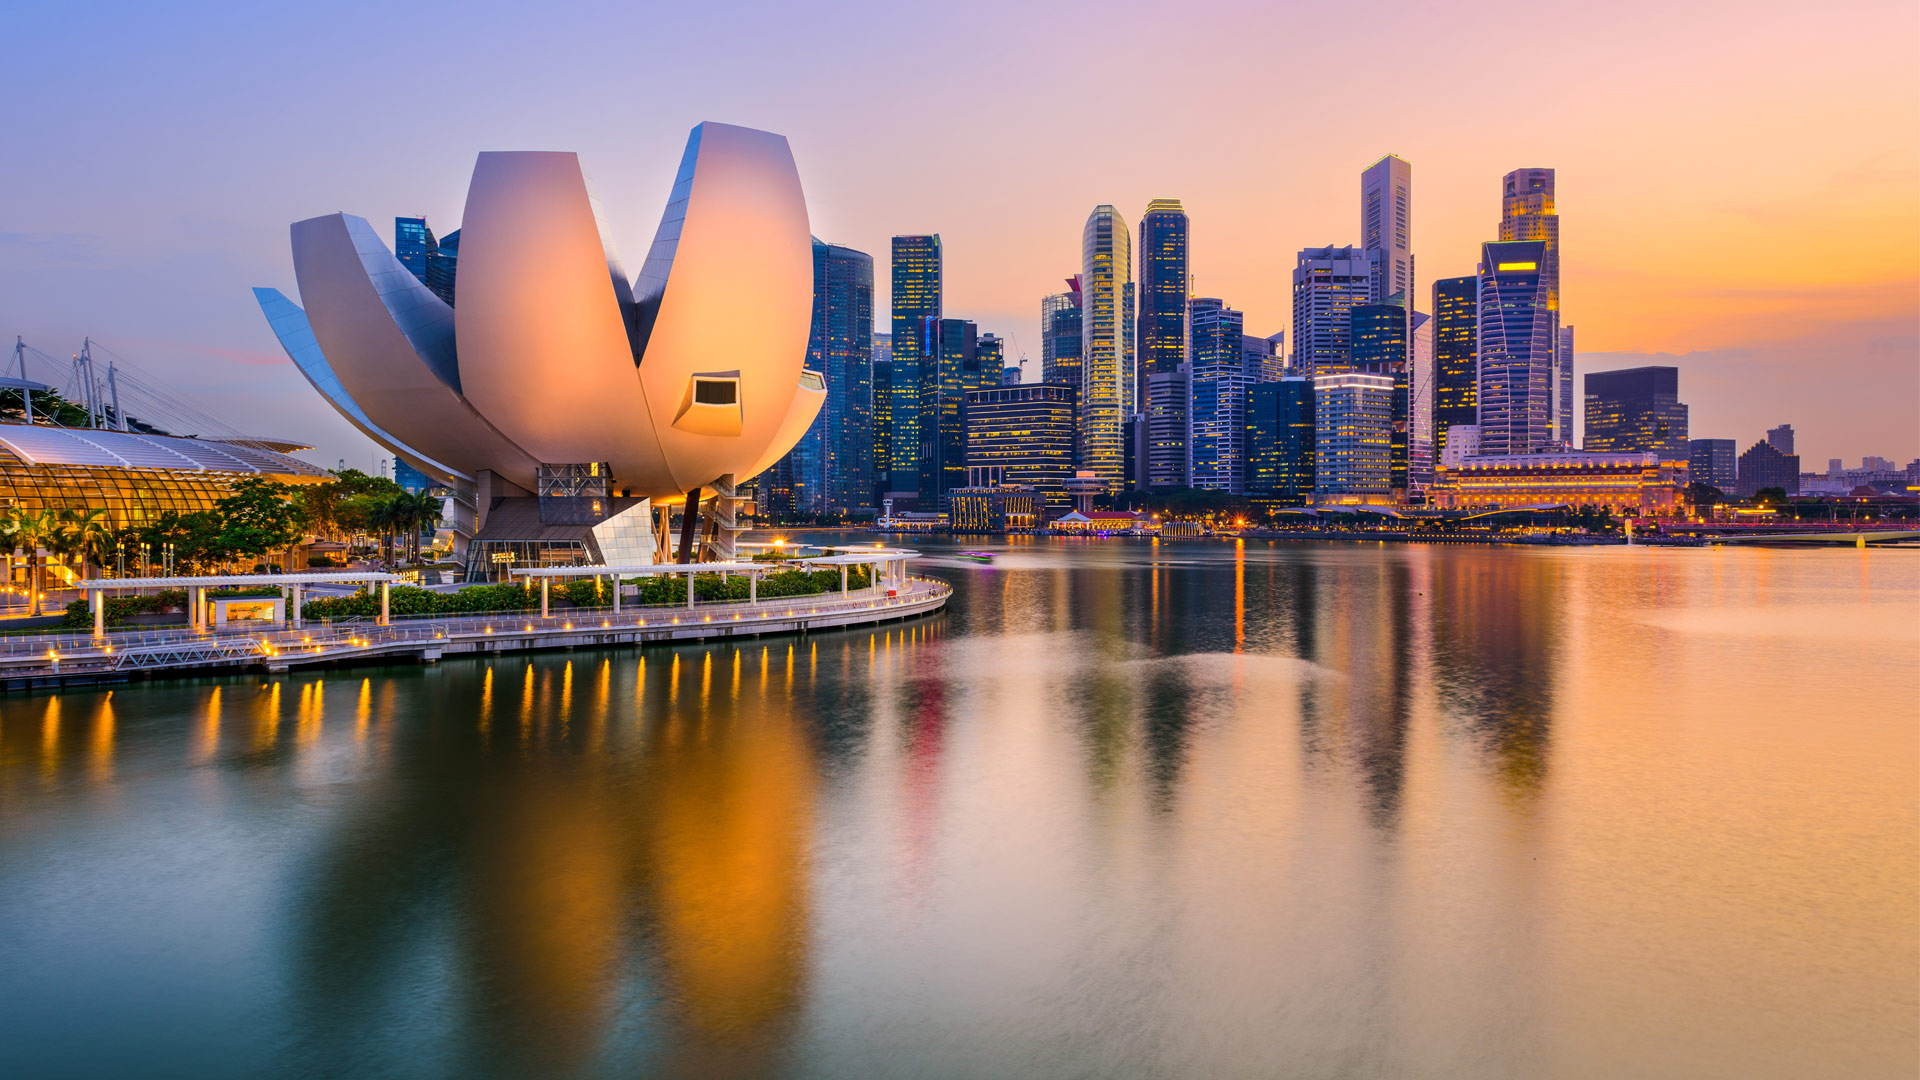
[[1080, 206, 1134, 492], [1314, 372, 1394, 502], [1738, 439, 1800, 496], [1292, 245, 1373, 376], [1475, 239, 1555, 456], [1429, 450, 1684, 515], [1584, 366, 1687, 461], [965, 383, 1077, 511], [1246, 377, 1315, 506]]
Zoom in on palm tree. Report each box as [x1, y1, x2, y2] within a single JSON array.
[[414, 493, 444, 561], [61, 508, 114, 580], [2, 508, 64, 616], [367, 496, 401, 566]]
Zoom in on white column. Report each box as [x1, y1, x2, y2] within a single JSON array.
[[686, 570, 695, 609], [749, 573, 757, 605], [190, 586, 203, 630], [379, 581, 390, 626], [91, 588, 104, 638], [291, 586, 303, 629], [841, 565, 848, 597], [612, 575, 622, 615], [540, 578, 550, 618]]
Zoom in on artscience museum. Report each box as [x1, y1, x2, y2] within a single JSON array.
[[256, 122, 824, 577]]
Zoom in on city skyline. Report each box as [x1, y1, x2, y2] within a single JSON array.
[[2, 1, 1915, 469]]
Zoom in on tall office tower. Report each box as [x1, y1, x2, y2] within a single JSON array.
[[889, 235, 942, 506], [919, 317, 992, 507], [1584, 366, 1688, 462], [870, 331, 892, 505], [425, 229, 459, 306], [395, 217, 438, 283], [1409, 310, 1434, 487], [1432, 276, 1478, 462], [1143, 366, 1189, 488], [1189, 298, 1251, 492], [1245, 377, 1316, 506], [1137, 200, 1190, 385], [1362, 155, 1413, 303], [767, 240, 876, 515], [1350, 300, 1410, 491], [1313, 372, 1395, 502], [1499, 169, 1567, 441], [1242, 334, 1285, 383], [978, 334, 1005, 388], [1081, 205, 1135, 492], [1041, 277, 1084, 387], [1689, 438, 1737, 492], [1738, 439, 1800, 496], [966, 383, 1079, 510], [1291, 246, 1375, 376], [1475, 240, 1556, 456], [1766, 424, 1795, 456]]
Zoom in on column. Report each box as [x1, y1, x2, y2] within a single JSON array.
[[190, 586, 203, 631], [841, 565, 848, 597], [379, 581, 390, 626], [686, 570, 695, 610], [541, 578, 550, 618], [91, 588, 104, 638], [291, 585, 303, 629], [612, 575, 622, 615], [749, 572, 757, 605]]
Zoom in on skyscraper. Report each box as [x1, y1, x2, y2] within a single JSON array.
[[1409, 310, 1434, 488], [1433, 276, 1477, 463], [966, 383, 1078, 510], [764, 240, 875, 516], [1143, 367, 1189, 488], [888, 235, 941, 505], [1137, 199, 1189, 380], [1689, 438, 1737, 492], [1041, 278, 1083, 387], [1081, 206, 1134, 492], [426, 229, 459, 306], [870, 331, 892, 505], [1314, 372, 1395, 502], [1500, 169, 1570, 445], [395, 216, 437, 283], [1291, 246, 1374, 377], [1246, 377, 1315, 506], [1189, 298, 1251, 492], [1242, 334, 1285, 383], [1475, 240, 1556, 457], [919, 317, 987, 507], [1351, 300, 1410, 491], [1361, 155, 1413, 303], [1584, 366, 1688, 462], [1766, 424, 1796, 456]]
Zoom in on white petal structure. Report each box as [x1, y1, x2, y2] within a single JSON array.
[[257, 121, 822, 503]]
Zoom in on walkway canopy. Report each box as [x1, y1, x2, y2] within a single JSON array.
[[72, 571, 404, 636], [510, 551, 917, 614]]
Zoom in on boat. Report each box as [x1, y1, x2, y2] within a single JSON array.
[[956, 551, 995, 563]]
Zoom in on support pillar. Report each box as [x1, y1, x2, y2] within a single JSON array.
[[190, 586, 203, 631], [612, 575, 622, 615], [291, 586, 303, 629], [677, 488, 703, 564], [687, 570, 696, 610], [541, 578, 550, 618], [841, 565, 848, 597], [379, 581, 390, 626], [749, 573, 757, 605], [91, 588, 104, 638]]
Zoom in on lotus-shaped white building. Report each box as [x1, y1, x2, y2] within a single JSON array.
[[257, 122, 822, 566]]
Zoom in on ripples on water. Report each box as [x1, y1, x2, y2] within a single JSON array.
[[0, 540, 1914, 1079]]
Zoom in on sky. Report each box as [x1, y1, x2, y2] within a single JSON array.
[[2, 0, 1916, 470]]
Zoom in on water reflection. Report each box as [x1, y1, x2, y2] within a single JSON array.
[[0, 542, 1913, 1079]]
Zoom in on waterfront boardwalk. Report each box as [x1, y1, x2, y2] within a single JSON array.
[[0, 575, 950, 691]]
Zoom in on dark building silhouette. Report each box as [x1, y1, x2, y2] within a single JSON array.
[[1737, 438, 1799, 496], [1583, 365, 1688, 461], [1245, 377, 1316, 506]]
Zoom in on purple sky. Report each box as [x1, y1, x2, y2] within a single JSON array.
[[2, 0, 1915, 470]]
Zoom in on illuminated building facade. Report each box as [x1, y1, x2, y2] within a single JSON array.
[[1475, 240, 1555, 457], [396, 217, 458, 307], [1245, 377, 1315, 507], [1500, 169, 1571, 444], [769, 239, 874, 516], [947, 484, 1042, 533], [870, 331, 891, 503], [1351, 300, 1411, 493], [1313, 372, 1394, 502], [1244, 333, 1285, 382], [1738, 439, 1800, 496], [1583, 365, 1687, 462], [1143, 367, 1189, 488], [1291, 245, 1374, 376], [1080, 206, 1134, 492], [1433, 275, 1478, 463], [1429, 451, 1684, 516], [1040, 278, 1082, 387], [1137, 199, 1189, 379], [1189, 297, 1251, 492], [1689, 438, 1736, 492], [964, 382, 1077, 510], [888, 234, 942, 505], [920, 317, 991, 508], [1362, 155, 1413, 303]]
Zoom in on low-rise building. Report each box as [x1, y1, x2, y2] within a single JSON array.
[[1428, 450, 1685, 516], [947, 485, 1042, 533]]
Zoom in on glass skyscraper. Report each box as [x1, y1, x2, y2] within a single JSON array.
[[1040, 278, 1083, 388], [396, 218, 457, 307], [919, 317, 992, 507], [889, 235, 941, 505], [1584, 366, 1688, 463], [1314, 372, 1395, 502], [1137, 200, 1189, 381], [1351, 300, 1411, 492], [1500, 169, 1570, 445], [965, 383, 1078, 510], [1475, 240, 1556, 457], [1080, 206, 1134, 492], [763, 240, 874, 517], [1432, 276, 1478, 462], [1188, 298, 1250, 493], [1291, 246, 1374, 377], [1246, 377, 1316, 507]]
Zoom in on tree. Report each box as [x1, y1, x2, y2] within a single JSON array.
[[413, 493, 444, 561], [1686, 482, 1723, 511], [1752, 486, 1788, 508], [2, 508, 64, 616], [60, 508, 114, 579], [214, 478, 300, 566]]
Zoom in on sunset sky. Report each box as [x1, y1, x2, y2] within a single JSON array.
[[3, 0, 1915, 468]]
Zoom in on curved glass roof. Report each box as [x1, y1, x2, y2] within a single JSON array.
[[0, 422, 326, 476]]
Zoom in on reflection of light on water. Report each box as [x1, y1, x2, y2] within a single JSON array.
[[89, 693, 114, 783], [197, 686, 220, 763]]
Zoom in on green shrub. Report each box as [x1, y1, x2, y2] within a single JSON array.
[[61, 589, 190, 629]]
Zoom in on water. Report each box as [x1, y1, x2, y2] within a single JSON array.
[[1, 539, 1914, 1079]]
